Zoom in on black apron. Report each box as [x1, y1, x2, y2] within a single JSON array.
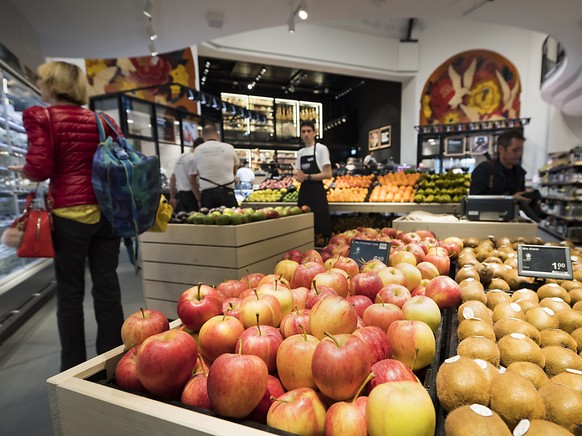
[[297, 143, 332, 237]]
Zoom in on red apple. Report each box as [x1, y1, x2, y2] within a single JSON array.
[[325, 256, 360, 277], [376, 266, 407, 287], [389, 249, 418, 267], [401, 232, 422, 244], [240, 272, 265, 288], [305, 283, 338, 309], [440, 240, 461, 261], [312, 270, 350, 298], [402, 295, 442, 332], [381, 227, 398, 238], [366, 358, 418, 394], [291, 261, 326, 289], [346, 294, 374, 318], [181, 372, 212, 411], [312, 333, 372, 401], [256, 281, 294, 318], [257, 274, 291, 289], [309, 295, 358, 340], [267, 388, 327, 435], [394, 263, 422, 291], [324, 396, 368, 436], [366, 381, 436, 435], [351, 272, 384, 301], [386, 320, 436, 370], [216, 279, 247, 299], [411, 286, 427, 297], [198, 314, 245, 362], [330, 244, 351, 257], [291, 286, 309, 309], [238, 292, 282, 328], [279, 308, 311, 338], [282, 249, 303, 263], [424, 275, 462, 309], [247, 375, 286, 424], [376, 284, 412, 308], [424, 254, 450, 276], [115, 348, 146, 392], [206, 352, 268, 418], [221, 297, 241, 318], [404, 243, 426, 264], [415, 230, 436, 239], [302, 249, 324, 264], [274, 259, 300, 283], [276, 332, 320, 390], [360, 259, 388, 274], [120, 308, 170, 349], [353, 326, 392, 365], [416, 261, 440, 281], [363, 302, 404, 331], [235, 321, 283, 372], [177, 284, 224, 332], [136, 329, 198, 398]]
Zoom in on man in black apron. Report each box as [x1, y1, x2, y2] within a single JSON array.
[[295, 120, 332, 243]]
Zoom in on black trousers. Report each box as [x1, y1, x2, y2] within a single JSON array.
[[52, 215, 124, 371], [175, 190, 198, 213], [201, 187, 238, 209]]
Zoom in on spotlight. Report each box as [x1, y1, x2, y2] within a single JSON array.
[[143, 0, 152, 18], [247, 83, 253, 90], [147, 21, 157, 40], [188, 89, 195, 101], [297, 1, 308, 20], [148, 40, 158, 57], [288, 17, 295, 33]]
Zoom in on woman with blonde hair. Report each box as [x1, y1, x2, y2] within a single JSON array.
[[14, 61, 125, 371]]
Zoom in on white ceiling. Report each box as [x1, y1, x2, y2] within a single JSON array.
[[7, 0, 582, 114]]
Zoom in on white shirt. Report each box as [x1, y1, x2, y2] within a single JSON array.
[[364, 154, 377, 165], [190, 140, 239, 191], [296, 142, 331, 172], [173, 152, 195, 191], [236, 166, 255, 183]]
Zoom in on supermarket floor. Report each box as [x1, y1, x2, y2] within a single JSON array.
[[0, 226, 562, 436], [0, 250, 143, 436]]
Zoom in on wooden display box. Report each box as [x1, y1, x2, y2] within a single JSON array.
[[47, 322, 276, 436], [139, 214, 314, 319], [392, 215, 538, 240]]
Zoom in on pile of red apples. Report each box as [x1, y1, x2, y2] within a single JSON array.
[[115, 227, 464, 436]]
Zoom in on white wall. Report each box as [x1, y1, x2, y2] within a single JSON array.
[[0, 0, 43, 70]]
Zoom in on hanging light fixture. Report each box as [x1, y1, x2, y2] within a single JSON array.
[[143, 0, 152, 18], [297, 1, 308, 20]]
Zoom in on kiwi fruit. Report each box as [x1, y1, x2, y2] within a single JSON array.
[[538, 382, 582, 433], [464, 237, 480, 248], [513, 419, 575, 436], [477, 359, 501, 386], [571, 327, 582, 353], [475, 249, 492, 262], [458, 318, 497, 342], [475, 262, 494, 287], [493, 318, 541, 344], [569, 288, 582, 305], [540, 329, 578, 352], [483, 256, 503, 265], [560, 280, 582, 291], [538, 283, 571, 304], [557, 309, 582, 334], [458, 300, 493, 325], [456, 265, 481, 282], [460, 284, 488, 305], [513, 298, 539, 314], [497, 333, 545, 368], [525, 307, 560, 331], [542, 346, 582, 377], [457, 337, 500, 366], [486, 290, 512, 309], [444, 404, 511, 436], [511, 289, 539, 304], [436, 356, 491, 412], [551, 368, 582, 393], [459, 277, 484, 290], [503, 256, 518, 269], [574, 301, 582, 311], [490, 277, 511, 292], [489, 372, 546, 430], [502, 269, 534, 291], [539, 297, 571, 313], [505, 362, 550, 390], [492, 302, 526, 323]]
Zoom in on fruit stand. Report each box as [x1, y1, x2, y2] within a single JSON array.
[[139, 213, 314, 319]]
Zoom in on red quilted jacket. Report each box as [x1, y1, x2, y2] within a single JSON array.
[[23, 105, 120, 209]]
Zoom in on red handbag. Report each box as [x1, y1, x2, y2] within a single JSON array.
[[14, 191, 55, 258]]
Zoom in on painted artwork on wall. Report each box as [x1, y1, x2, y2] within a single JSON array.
[[419, 49, 521, 125], [85, 48, 198, 113]]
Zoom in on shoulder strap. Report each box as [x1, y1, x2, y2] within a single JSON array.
[[95, 112, 121, 142], [95, 113, 107, 142]]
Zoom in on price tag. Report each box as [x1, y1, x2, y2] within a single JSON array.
[[517, 244, 573, 280], [348, 239, 391, 267]]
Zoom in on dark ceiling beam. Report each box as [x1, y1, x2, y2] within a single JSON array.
[[400, 18, 418, 43]]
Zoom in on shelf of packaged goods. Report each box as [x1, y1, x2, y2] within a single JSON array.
[[546, 212, 582, 222], [0, 116, 25, 133], [544, 196, 582, 202], [242, 202, 462, 214], [540, 180, 582, 186], [539, 162, 582, 175]]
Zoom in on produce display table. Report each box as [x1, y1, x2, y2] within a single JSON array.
[[139, 214, 313, 319], [393, 215, 538, 240], [47, 322, 275, 436], [243, 202, 462, 214]]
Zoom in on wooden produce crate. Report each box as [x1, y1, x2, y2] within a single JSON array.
[[393, 215, 538, 240], [139, 214, 314, 319], [47, 323, 277, 436]]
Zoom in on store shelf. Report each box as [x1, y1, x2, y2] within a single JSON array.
[[243, 202, 461, 214]]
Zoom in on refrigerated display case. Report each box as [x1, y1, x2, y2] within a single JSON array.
[[275, 98, 298, 139], [221, 93, 249, 142], [248, 96, 274, 142], [0, 61, 56, 343], [299, 101, 323, 138]]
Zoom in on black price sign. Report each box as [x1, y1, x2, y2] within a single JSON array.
[[517, 244, 573, 280], [349, 239, 391, 267]]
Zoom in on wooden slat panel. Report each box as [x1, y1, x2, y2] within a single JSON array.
[[144, 297, 179, 320], [141, 228, 313, 268]]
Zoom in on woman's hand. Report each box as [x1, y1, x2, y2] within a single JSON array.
[[8, 165, 23, 172]]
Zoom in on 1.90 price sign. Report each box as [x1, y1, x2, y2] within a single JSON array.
[[517, 244, 573, 280]]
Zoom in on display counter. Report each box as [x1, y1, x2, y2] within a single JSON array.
[[243, 202, 462, 214], [139, 214, 313, 319], [393, 215, 538, 240]]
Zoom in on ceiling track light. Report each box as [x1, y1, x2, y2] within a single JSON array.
[[297, 1, 308, 20], [147, 21, 158, 40], [143, 0, 152, 18], [288, 16, 295, 33], [462, 0, 494, 16]]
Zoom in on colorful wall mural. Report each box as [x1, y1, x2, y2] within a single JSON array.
[[420, 49, 521, 125], [85, 48, 197, 113]]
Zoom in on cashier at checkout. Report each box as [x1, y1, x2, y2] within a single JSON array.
[[469, 130, 545, 222]]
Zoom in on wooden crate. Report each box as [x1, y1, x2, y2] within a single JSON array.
[[393, 216, 538, 240], [139, 214, 314, 319], [47, 323, 275, 436]]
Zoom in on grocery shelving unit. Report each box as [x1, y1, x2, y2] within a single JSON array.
[[538, 147, 582, 243]]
